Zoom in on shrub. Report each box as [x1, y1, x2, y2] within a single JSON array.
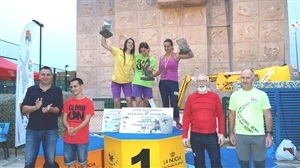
[[0, 92, 72, 148]]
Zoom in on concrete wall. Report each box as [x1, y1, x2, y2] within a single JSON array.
[[76, 0, 289, 103]]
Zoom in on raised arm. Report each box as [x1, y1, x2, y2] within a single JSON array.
[[176, 50, 194, 61], [101, 36, 112, 52]]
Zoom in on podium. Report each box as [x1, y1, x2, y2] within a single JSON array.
[[35, 134, 104, 168], [103, 127, 186, 168]]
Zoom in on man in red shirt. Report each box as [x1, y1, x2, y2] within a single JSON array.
[[182, 74, 225, 168], [62, 78, 94, 168]]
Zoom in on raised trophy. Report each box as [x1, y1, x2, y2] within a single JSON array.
[[99, 19, 113, 38], [140, 58, 154, 81], [176, 38, 191, 54]]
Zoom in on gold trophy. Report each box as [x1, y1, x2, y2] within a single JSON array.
[[99, 19, 113, 38]]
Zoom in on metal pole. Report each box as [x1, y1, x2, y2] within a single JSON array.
[[32, 20, 44, 71], [65, 65, 69, 91], [295, 31, 299, 71]]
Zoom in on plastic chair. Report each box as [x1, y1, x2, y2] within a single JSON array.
[[0, 122, 10, 159]]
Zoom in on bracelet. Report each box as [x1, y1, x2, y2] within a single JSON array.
[[265, 131, 273, 135]]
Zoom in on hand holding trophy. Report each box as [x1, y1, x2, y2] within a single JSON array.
[[176, 38, 191, 54], [99, 19, 113, 38], [140, 58, 154, 81]]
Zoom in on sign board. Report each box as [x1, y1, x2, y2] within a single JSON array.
[[101, 109, 122, 132], [119, 108, 173, 134]]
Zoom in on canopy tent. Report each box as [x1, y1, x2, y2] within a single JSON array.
[[0, 57, 39, 81]]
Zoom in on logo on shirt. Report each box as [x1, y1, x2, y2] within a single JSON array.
[[68, 105, 86, 121]]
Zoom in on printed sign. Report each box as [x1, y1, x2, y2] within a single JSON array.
[[119, 108, 173, 134], [101, 109, 122, 132]]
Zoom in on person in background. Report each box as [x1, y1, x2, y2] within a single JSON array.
[[62, 77, 94, 168], [101, 35, 135, 108], [132, 42, 157, 107], [229, 68, 273, 168], [152, 38, 194, 129], [182, 74, 225, 168], [21, 66, 63, 168]]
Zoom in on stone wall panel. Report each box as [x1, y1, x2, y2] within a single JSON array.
[[77, 17, 97, 34], [232, 22, 258, 43], [210, 44, 230, 63], [137, 29, 160, 47], [259, 20, 284, 42], [259, 42, 284, 64], [233, 1, 258, 23], [76, 67, 97, 87], [259, 1, 285, 21], [182, 26, 207, 45], [77, 34, 97, 50], [98, 49, 114, 66], [77, 50, 98, 67], [209, 62, 230, 74], [160, 27, 183, 44], [233, 42, 259, 63], [206, 6, 226, 26], [115, 12, 137, 29], [160, 8, 182, 27], [96, 0, 114, 16], [209, 27, 229, 44], [78, 0, 97, 17], [115, 0, 137, 12], [138, 10, 160, 28], [182, 7, 206, 26], [114, 29, 138, 48], [137, 0, 158, 10], [97, 67, 113, 87]]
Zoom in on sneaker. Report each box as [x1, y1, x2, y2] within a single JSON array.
[[176, 122, 183, 130]]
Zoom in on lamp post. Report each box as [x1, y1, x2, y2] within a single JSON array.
[[292, 22, 299, 71], [32, 20, 44, 71], [65, 65, 69, 91]]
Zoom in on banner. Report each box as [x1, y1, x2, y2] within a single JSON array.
[[119, 108, 173, 134], [101, 109, 122, 132], [15, 22, 38, 147]]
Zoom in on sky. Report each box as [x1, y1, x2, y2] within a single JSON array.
[[0, 0, 76, 71], [288, 0, 300, 69]]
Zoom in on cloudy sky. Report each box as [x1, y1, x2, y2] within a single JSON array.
[[0, 0, 76, 71]]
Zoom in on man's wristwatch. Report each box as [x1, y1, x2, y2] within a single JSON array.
[[265, 131, 273, 135]]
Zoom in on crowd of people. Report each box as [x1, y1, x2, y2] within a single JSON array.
[[20, 33, 272, 168]]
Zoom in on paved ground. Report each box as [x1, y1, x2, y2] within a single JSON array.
[[1, 111, 299, 167]]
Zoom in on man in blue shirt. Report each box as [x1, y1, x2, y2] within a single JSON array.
[[21, 66, 63, 168]]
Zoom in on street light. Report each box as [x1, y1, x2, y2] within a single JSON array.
[[65, 65, 69, 91], [32, 20, 44, 71], [292, 21, 299, 71]]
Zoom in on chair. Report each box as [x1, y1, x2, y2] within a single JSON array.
[[0, 122, 10, 159]]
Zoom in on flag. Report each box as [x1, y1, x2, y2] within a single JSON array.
[[15, 22, 38, 147]]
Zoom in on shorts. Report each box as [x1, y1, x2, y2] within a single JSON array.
[[111, 81, 132, 98], [132, 84, 153, 98], [64, 142, 89, 166]]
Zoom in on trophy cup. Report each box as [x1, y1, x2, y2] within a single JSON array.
[[140, 58, 154, 81], [176, 38, 191, 54], [99, 19, 113, 38]]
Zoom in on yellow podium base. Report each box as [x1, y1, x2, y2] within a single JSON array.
[[104, 127, 185, 168]]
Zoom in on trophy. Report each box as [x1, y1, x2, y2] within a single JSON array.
[[176, 38, 191, 54], [140, 58, 154, 81], [99, 19, 113, 38]]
